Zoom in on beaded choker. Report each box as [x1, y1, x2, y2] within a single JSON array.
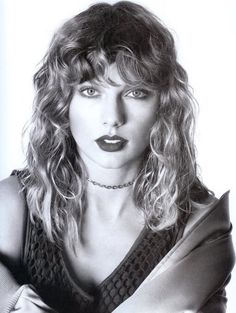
[[87, 178, 135, 189]]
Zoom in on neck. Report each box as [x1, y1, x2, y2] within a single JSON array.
[[87, 178, 135, 189], [81, 155, 141, 218], [82, 153, 142, 187]]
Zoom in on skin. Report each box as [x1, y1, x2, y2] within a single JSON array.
[[0, 63, 159, 306], [0, 63, 221, 311], [69, 63, 158, 185], [66, 63, 160, 290]]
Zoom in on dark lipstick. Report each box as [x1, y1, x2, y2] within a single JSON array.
[[95, 135, 128, 152]]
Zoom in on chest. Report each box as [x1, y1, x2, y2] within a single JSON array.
[[23, 217, 179, 313], [64, 218, 145, 291]]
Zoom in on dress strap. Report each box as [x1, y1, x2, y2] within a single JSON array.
[[10, 170, 30, 276]]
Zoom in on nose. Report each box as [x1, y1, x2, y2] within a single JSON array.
[[102, 94, 125, 128]]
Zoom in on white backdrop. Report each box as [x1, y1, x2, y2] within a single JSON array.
[[0, 0, 235, 311]]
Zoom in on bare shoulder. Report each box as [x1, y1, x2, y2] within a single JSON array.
[[0, 175, 27, 262]]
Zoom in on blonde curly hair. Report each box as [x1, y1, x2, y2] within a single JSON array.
[[21, 1, 211, 246]]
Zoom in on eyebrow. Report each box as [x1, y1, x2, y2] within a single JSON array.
[[79, 80, 155, 91]]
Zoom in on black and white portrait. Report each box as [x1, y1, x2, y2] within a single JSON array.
[[0, 1, 235, 312]]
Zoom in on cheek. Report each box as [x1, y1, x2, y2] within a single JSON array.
[[69, 111, 79, 136], [69, 106, 86, 144], [130, 113, 156, 152], [69, 101, 89, 133], [69, 107, 100, 154], [137, 111, 157, 137]]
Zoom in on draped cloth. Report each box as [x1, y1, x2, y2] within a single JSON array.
[[113, 191, 235, 313], [4, 192, 235, 313]]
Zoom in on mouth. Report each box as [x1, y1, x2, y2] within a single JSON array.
[[95, 135, 128, 152]]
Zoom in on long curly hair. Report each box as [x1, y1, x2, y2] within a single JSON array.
[[22, 1, 211, 245]]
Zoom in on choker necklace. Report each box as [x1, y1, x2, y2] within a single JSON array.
[[87, 178, 135, 189]]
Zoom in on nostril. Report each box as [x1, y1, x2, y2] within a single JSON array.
[[102, 95, 126, 127], [102, 111, 125, 127], [103, 120, 123, 128]]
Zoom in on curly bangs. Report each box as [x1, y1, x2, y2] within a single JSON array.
[[22, 1, 210, 245], [35, 1, 179, 89]]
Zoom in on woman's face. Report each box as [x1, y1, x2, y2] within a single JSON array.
[[69, 63, 158, 169]]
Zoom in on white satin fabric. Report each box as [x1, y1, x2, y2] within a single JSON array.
[[113, 192, 235, 313], [4, 285, 56, 313]]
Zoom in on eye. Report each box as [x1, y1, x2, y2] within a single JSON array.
[[125, 89, 149, 99], [79, 86, 99, 98]]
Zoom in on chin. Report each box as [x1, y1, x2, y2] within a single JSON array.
[[80, 148, 145, 171], [90, 151, 139, 170], [95, 158, 130, 170]]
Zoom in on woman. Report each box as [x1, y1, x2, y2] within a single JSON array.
[[0, 1, 234, 312]]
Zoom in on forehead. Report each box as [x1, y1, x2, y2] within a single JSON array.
[[81, 63, 151, 89], [92, 63, 124, 87]]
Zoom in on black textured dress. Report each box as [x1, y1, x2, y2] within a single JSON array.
[[12, 170, 186, 313]]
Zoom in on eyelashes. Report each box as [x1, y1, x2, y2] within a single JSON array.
[[78, 85, 152, 100], [79, 86, 100, 98], [124, 89, 150, 99]]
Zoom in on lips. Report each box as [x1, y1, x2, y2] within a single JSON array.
[[95, 135, 128, 152]]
